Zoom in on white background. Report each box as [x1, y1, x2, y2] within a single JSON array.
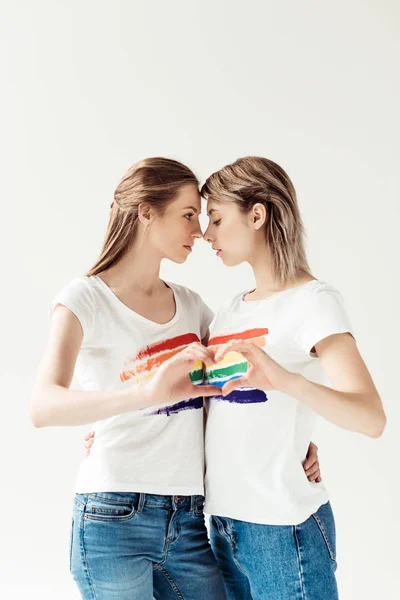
[[1, 1, 399, 598]]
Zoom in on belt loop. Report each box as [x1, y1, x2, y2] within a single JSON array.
[[137, 493, 145, 513], [190, 495, 195, 513]]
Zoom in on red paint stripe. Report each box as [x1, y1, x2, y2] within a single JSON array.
[[133, 333, 200, 361], [208, 328, 269, 346]]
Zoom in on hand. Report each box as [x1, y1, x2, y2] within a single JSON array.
[[145, 342, 220, 406], [84, 430, 95, 457], [303, 441, 322, 483], [213, 339, 295, 396]]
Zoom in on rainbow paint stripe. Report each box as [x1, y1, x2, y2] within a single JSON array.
[[204, 328, 269, 404], [120, 333, 204, 417]]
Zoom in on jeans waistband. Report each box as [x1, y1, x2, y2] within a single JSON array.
[[74, 492, 204, 513]]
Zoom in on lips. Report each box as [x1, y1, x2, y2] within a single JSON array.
[[212, 247, 222, 255], [183, 245, 193, 252]]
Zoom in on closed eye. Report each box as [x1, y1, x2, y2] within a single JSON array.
[[184, 214, 195, 220], [212, 219, 221, 226]]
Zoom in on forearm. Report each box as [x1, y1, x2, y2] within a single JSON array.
[[30, 383, 151, 428], [283, 373, 386, 438]]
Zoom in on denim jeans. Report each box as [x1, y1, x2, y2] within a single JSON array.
[[70, 492, 227, 599], [209, 501, 338, 600]]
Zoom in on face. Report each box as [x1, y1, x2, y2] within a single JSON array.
[[149, 183, 203, 263], [204, 199, 259, 266]]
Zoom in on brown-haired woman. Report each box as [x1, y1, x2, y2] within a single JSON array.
[[30, 157, 228, 600], [200, 156, 386, 599]]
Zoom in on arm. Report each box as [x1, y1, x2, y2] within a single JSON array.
[[216, 334, 386, 439], [30, 307, 219, 428], [30, 305, 155, 427], [284, 333, 386, 438]]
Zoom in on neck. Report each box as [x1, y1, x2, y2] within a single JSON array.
[[248, 243, 312, 299], [101, 237, 165, 295]]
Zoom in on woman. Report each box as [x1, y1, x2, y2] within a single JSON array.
[[30, 157, 228, 600], [199, 156, 386, 599]]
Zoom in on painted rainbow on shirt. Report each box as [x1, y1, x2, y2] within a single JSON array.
[[204, 328, 269, 404], [120, 333, 204, 416]]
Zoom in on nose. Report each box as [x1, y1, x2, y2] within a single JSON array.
[[191, 220, 203, 239], [203, 224, 213, 243]]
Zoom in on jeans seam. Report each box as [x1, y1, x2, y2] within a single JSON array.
[[213, 517, 248, 578], [153, 564, 184, 599], [293, 525, 307, 600], [312, 514, 336, 561], [81, 511, 98, 599], [69, 518, 74, 573]]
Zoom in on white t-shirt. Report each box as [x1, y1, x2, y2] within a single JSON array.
[[203, 280, 354, 525], [50, 275, 214, 495]]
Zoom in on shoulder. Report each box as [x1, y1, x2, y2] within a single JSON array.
[[53, 276, 96, 305], [300, 280, 345, 306], [165, 281, 205, 306]]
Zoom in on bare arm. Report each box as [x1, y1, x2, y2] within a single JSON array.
[[30, 307, 219, 428], [29, 305, 154, 427], [284, 333, 386, 438], [216, 333, 386, 439]]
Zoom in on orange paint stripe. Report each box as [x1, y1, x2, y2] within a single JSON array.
[[208, 336, 266, 354], [208, 328, 269, 346]]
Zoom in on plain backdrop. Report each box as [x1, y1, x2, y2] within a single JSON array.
[[1, 1, 399, 598]]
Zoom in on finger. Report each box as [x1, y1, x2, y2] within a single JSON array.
[[84, 431, 94, 441], [305, 464, 320, 477], [214, 339, 261, 364], [308, 470, 321, 482], [85, 439, 94, 449], [221, 376, 248, 396], [181, 345, 216, 366], [303, 456, 318, 470], [315, 475, 322, 483], [308, 441, 318, 453]]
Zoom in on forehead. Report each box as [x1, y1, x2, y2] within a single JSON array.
[[206, 198, 236, 215], [171, 183, 201, 210]]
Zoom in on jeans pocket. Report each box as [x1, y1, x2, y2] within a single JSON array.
[[84, 494, 136, 523], [69, 518, 74, 572], [193, 495, 205, 517], [312, 502, 337, 561]]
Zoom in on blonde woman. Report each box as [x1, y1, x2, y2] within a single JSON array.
[[198, 156, 386, 600]]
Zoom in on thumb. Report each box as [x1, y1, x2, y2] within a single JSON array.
[[221, 375, 248, 396]]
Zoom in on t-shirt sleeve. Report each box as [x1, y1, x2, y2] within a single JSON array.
[[49, 277, 95, 343], [294, 284, 355, 357]]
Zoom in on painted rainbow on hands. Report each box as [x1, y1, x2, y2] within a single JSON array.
[[204, 328, 269, 404], [119, 333, 204, 417]]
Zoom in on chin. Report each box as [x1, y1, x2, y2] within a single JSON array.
[[222, 255, 244, 267], [167, 252, 188, 265]]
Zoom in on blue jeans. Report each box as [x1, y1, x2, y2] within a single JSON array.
[[70, 492, 227, 599], [210, 501, 338, 600]]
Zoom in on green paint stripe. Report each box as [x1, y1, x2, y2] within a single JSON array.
[[205, 362, 248, 381], [190, 369, 203, 383]]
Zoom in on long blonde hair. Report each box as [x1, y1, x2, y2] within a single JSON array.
[[201, 156, 311, 284], [86, 157, 199, 277]]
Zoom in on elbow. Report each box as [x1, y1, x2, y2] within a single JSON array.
[[30, 406, 45, 428], [365, 406, 387, 439], [29, 394, 48, 428]]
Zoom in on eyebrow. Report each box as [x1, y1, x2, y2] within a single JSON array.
[[183, 206, 199, 213]]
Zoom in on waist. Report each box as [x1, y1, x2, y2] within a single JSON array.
[[74, 491, 205, 513]]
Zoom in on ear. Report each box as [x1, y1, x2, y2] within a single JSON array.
[[250, 203, 266, 230], [138, 203, 154, 225]]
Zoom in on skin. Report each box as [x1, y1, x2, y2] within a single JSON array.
[[203, 198, 386, 438], [29, 184, 221, 428], [79, 184, 323, 481]]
